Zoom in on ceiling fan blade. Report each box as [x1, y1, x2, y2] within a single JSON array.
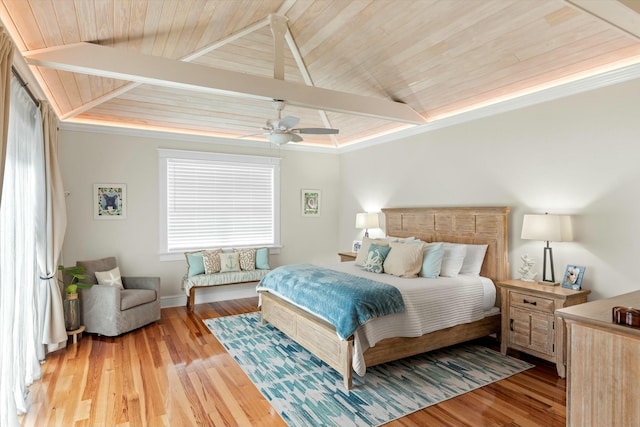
[[279, 115, 299, 129], [290, 133, 303, 143], [294, 128, 339, 134], [238, 131, 267, 139]]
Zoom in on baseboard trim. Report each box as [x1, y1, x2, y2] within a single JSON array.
[[161, 283, 258, 308]]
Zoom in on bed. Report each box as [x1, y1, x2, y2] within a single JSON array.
[[258, 206, 511, 389]]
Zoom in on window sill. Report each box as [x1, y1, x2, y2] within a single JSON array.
[[159, 246, 282, 262]]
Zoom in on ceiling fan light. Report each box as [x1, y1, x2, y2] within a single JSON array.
[[269, 132, 292, 145]]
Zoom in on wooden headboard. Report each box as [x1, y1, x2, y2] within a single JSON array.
[[382, 206, 511, 283]]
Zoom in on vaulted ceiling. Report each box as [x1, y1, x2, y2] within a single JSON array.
[[2, 0, 640, 149]]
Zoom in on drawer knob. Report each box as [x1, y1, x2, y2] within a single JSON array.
[[523, 299, 537, 306], [510, 318, 514, 331]]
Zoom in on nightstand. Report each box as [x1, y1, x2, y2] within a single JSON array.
[[495, 279, 590, 377], [338, 251, 357, 262]]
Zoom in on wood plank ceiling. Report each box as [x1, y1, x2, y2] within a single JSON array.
[[1, 0, 640, 149]]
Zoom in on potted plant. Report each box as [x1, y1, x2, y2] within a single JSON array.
[[58, 265, 93, 331]]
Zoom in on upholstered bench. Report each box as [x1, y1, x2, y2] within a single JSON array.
[[184, 269, 270, 311], [183, 247, 271, 311]]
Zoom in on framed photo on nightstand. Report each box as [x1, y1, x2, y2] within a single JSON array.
[[562, 265, 585, 290], [352, 240, 362, 253]]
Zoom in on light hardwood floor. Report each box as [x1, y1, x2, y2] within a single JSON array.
[[21, 297, 567, 426]]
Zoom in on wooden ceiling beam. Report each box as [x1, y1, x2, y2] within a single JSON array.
[[25, 42, 425, 124], [565, 0, 640, 40], [61, 17, 272, 120]]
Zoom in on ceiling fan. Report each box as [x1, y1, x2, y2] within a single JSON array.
[[260, 100, 339, 145]]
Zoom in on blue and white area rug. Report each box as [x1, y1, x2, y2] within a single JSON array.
[[204, 312, 533, 427]]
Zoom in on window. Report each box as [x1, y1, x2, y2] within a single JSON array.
[[159, 149, 280, 259]]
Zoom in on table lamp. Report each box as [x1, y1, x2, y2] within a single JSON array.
[[355, 212, 379, 238], [521, 213, 573, 284]]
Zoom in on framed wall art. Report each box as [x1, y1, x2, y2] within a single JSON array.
[[301, 189, 321, 216], [94, 183, 127, 219], [561, 265, 585, 290]]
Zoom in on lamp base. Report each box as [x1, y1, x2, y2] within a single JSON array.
[[538, 280, 559, 286]]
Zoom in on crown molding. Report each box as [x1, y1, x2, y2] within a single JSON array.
[[57, 121, 338, 154]]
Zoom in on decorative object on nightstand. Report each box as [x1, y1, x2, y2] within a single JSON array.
[[521, 213, 573, 284], [496, 279, 590, 378], [355, 212, 379, 238], [561, 265, 585, 290], [352, 240, 362, 253], [518, 254, 537, 282], [338, 252, 357, 262]]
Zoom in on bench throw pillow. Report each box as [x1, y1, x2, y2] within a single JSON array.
[[235, 248, 257, 271], [219, 252, 241, 273], [185, 251, 205, 277], [203, 249, 223, 274], [255, 247, 270, 269]]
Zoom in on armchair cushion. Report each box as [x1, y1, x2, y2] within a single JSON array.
[[121, 289, 157, 310]]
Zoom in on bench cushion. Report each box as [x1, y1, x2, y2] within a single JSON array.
[[184, 269, 271, 296]]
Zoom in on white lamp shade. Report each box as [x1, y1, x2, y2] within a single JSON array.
[[355, 212, 380, 229], [521, 214, 573, 242]]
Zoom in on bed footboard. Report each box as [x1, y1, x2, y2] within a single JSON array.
[[260, 291, 354, 389]]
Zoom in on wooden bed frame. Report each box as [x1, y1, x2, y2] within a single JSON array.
[[260, 206, 511, 389]]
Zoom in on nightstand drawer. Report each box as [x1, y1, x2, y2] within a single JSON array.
[[510, 292, 554, 313]]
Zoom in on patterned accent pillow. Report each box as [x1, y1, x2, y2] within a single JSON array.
[[203, 249, 222, 274], [95, 267, 124, 289], [219, 252, 241, 272], [362, 244, 391, 274], [235, 248, 257, 271]]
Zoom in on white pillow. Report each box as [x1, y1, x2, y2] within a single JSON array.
[[459, 244, 488, 277], [382, 241, 424, 278], [355, 236, 389, 266], [439, 243, 467, 277], [95, 267, 124, 289]]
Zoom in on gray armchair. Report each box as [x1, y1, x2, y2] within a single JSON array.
[[76, 257, 161, 336]]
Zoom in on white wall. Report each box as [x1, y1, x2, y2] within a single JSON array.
[[59, 76, 640, 305], [59, 131, 340, 306], [340, 77, 640, 301]]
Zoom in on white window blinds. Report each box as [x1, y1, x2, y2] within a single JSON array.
[[159, 149, 280, 255]]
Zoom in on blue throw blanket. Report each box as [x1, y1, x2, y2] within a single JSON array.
[[257, 264, 405, 339]]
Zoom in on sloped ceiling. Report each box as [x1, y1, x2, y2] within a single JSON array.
[[1, 0, 640, 150]]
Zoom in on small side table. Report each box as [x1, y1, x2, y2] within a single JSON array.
[[496, 279, 590, 377], [338, 251, 357, 262], [67, 325, 85, 344]]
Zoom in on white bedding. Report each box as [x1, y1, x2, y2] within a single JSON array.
[[322, 262, 497, 376]]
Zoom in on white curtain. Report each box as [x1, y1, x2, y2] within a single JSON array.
[[0, 77, 44, 427], [37, 101, 67, 354], [0, 28, 13, 202]]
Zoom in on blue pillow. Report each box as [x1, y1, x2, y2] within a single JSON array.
[[420, 242, 444, 278], [256, 247, 270, 269], [185, 251, 205, 277], [362, 244, 391, 274]]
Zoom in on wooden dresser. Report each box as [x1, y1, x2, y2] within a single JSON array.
[[556, 291, 640, 427]]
